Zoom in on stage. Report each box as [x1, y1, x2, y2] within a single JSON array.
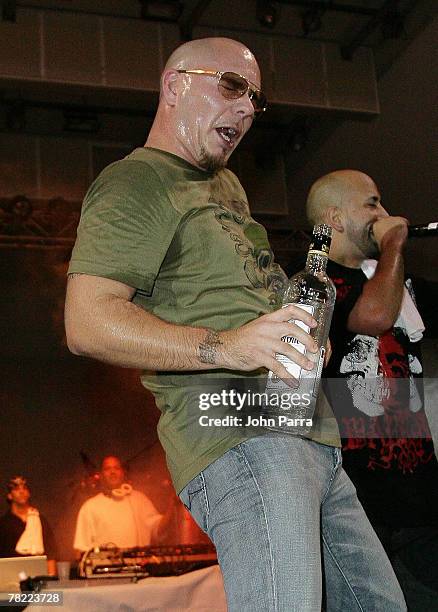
[[22, 565, 226, 612]]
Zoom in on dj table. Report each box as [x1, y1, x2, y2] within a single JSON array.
[[25, 565, 226, 612], [78, 543, 218, 578]]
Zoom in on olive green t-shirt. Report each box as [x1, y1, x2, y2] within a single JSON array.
[[69, 147, 340, 493]]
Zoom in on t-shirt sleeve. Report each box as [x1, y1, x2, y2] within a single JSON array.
[[69, 159, 182, 294], [133, 492, 163, 544], [410, 276, 438, 338], [136, 492, 161, 521], [73, 502, 93, 552]]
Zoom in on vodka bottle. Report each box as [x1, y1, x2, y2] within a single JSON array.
[[263, 224, 336, 433]]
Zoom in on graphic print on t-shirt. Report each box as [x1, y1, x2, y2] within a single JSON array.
[[327, 265, 434, 474], [340, 330, 423, 417], [213, 201, 287, 306]]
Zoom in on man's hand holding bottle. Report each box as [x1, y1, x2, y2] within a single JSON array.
[[219, 304, 318, 382]]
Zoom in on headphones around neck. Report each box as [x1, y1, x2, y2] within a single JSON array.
[[110, 483, 133, 499]]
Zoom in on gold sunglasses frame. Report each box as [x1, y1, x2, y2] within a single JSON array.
[[176, 69, 267, 114]]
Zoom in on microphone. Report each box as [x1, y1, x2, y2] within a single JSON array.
[[408, 222, 438, 237]]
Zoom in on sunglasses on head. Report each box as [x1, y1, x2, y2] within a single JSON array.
[[176, 69, 267, 116]]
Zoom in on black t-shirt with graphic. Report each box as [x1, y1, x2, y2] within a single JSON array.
[[324, 260, 438, 528], [285, 255, 438, 528]]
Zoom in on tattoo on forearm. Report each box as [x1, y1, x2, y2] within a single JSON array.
[[198, 329, 222, 365]]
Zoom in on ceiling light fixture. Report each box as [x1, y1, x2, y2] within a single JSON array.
[[257, 0, 277, 29]]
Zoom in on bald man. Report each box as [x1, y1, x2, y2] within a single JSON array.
[[302, 169, 438, 603], [65, 41, 406, 610], [73, 456, 164, 553]]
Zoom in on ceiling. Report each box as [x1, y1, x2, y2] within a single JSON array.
[[0, 1, 435, 162], [3, 0, 434, 74]]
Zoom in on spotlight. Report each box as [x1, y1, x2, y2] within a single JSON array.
[[257, 0, 277, 29], [10, 195, 32, 221]]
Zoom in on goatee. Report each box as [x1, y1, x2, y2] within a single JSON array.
[[199, 147, 228, 173]]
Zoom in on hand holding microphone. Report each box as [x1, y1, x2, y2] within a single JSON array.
[[372, 216, 409, 250]]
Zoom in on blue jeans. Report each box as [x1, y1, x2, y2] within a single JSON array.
[[180, 435, 406, 611]]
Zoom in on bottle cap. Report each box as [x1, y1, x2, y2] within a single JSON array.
[[309, 224, 332, 256], [313, 224, 332, 238]]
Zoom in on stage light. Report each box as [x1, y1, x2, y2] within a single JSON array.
[[257, 0, 277, 29]]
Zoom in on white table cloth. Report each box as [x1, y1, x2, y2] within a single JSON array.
[[27, 565, 227, 612]]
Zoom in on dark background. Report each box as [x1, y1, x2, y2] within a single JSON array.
[[0, 0, 437, 560]]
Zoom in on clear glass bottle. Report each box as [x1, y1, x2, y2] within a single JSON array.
[[263, 224, 336, 433]]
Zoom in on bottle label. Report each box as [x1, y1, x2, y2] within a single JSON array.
[[274, 303, 314, 382], [308, 249, 329, 257], [309, 239, 330, 256]]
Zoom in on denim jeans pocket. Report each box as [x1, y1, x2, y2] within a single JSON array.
[[179, 472, 209, 533]]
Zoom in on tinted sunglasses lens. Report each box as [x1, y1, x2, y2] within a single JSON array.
[[251, 90, 267, 114], [218, 72, 266, 114], [218, 72, 248, 99]]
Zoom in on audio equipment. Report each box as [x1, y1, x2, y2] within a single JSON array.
[[78, 544, 217, 578]]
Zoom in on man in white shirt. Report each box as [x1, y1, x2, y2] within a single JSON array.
[[73, 456, 164, 552]]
